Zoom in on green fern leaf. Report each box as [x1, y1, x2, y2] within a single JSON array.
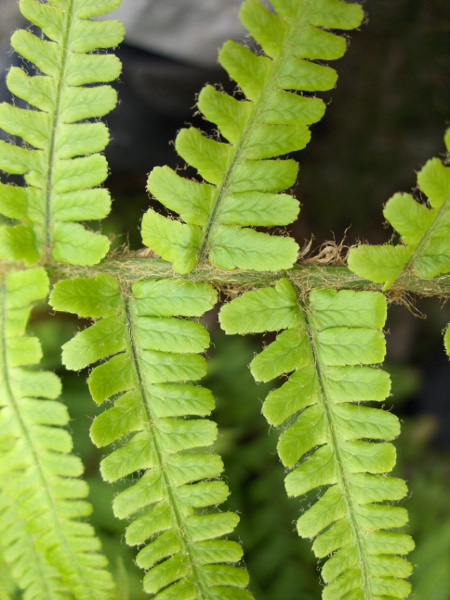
[[51, 275, 254, 599], [220, 280, 414, 599], [444, 324, 450, 358], [141, 210, 203, 275], [0, 0, 124, 266], [348, 133, 450, 289], [220, 278, 303, 334], [0, 267, 115, 600], [143, 0, 363, 273], [0, 486, 67, 600]]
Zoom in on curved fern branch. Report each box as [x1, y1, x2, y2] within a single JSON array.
[[0, 267, 115, 600], [51, 274, 254, 599], [0, 0, 124, 266], [348, 129, 450, 290], [220, 280, 414, 599], [142, 0, 363, 273]]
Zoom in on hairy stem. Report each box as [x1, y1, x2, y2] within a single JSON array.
[[35, 260, 450, 299]]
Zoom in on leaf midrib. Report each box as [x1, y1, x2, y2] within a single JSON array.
[[43, 0, 73, 249]]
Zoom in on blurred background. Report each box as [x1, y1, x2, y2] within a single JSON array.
[[0, 1, 449, 598]]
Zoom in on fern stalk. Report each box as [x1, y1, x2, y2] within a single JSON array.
[[39, 260, 450, 298]]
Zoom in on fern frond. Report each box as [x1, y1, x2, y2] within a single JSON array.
[[348, 129, 450, 289], [220, 280, 414, 599], [142, 0, 364, 273], [51, 274, 254, 599], [0, 486, 66, 600], [0, 0, 124, 266], [0, 267, 115, 600]]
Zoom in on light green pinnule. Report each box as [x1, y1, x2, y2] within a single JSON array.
[[348, 130, 450, 289], [51, 274, 254, 599], [0, 267, 115, 600], [0, 0, 124, 266], [219, 280, 414, 599], [0, 485, 68, 600], [143, 0, 364, 273]]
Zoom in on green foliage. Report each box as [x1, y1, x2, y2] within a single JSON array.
[[220, 283, 414, 599], [0, 1, 449, 599], [143, 0, 363, 273], [0, 268, 114, 600], [51, 275, 252, 599], [0, 0, 124, 266], [348, 130, 450, 290]]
